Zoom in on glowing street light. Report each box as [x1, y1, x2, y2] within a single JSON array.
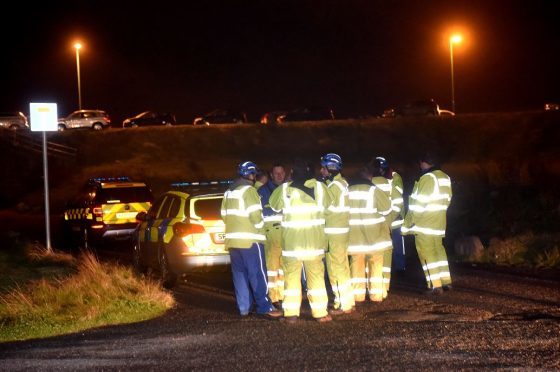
[[449, 34, 462, 113], [74, 42, 83, 110]]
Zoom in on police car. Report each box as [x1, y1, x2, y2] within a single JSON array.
[[133, 181, 231, 288], [63, 177, 154, 249]]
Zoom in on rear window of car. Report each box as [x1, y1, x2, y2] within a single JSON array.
[[97, 186, 153, 204], [192, 197, 222, 220]]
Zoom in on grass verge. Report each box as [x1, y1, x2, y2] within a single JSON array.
[[0, 239, 175, 343]]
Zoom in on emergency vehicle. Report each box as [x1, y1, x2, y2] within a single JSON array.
[[133, 180, 231, 288], [63, 177, 154, 249]]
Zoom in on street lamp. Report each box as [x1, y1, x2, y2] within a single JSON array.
[[449, 34, 462, 113], [74, 42, 82, 110]]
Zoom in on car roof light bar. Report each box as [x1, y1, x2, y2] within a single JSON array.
[[170, 180, 232, 188], [89, 176, 132, 183]]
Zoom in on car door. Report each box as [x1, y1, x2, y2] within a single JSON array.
[[66, 112, 81, 129], [146, 195, 182, 264], [139, 195, 167, 266]]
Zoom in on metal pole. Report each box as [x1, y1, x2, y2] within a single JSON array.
[[450, 40, 456, 113], [42, 131, 52, 252], [76, 48, 82, 110]]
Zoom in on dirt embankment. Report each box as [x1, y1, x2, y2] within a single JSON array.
[[2, 111, 559, 245]]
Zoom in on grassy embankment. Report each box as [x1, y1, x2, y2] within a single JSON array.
[[0, 233, 174, 343]]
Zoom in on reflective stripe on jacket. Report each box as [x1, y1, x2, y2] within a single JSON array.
[[221, 183, 265, 248], [402, 170, 452, 237], [371, 176, 394, 227], [269, 178, 332, 259], [324, 173, 350, 236]]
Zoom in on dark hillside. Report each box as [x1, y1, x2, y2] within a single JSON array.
[[2, 111, 559, 246]]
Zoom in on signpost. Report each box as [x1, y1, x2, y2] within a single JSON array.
[[30, 103, 58, 252]]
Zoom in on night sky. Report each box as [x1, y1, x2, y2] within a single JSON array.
[[2, 0, 559, 124]]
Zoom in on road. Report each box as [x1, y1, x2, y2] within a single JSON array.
[[1, 261, 558, 371]]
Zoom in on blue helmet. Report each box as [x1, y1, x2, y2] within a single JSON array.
[[237, 161, 258, 176], [320, 153, 342, 171], [375, 156, 389, 170]]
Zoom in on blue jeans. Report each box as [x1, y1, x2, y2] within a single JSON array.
[[229, 243, 273, 315]]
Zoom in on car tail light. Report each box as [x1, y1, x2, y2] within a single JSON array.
[[92, 205, 104, 225], [173, 222, 212, 253], [104, 116, 111, 123], [92, 206, 103, 217]]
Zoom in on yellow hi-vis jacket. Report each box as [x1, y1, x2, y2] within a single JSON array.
[[324, 173, 350, 240], [347, 182, 393, 254], [402, 169, 452, 237], [221, 181, 265, 249], [269, 178, 332, 260], [389, 171, 405, 229], [371, 176, 394, 226]]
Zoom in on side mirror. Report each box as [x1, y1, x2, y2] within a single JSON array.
[[136, 211, 148, 222]]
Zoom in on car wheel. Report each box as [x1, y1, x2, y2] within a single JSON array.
[[164, 122, 172, 126], [92, 123, 103, 130], [133, 241, 147, 274], [131, 123, 139, 128], [58, 124, 66, 131], [159, 248, 177, 289]]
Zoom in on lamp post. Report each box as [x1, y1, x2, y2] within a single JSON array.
[[449, 34, 462, 113], [74, 42, 82, 110]]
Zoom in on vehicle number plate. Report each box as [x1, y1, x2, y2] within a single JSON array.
[[214, 233, 226, 243], [117, 212, 137, 219]]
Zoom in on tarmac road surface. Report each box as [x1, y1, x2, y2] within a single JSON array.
[[1, 264, 559, 371]]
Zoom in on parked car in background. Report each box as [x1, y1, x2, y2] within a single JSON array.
[[122, 111, 176, 128], [276, 107, 335, 123], [58, 110, 111, 131], [379, 108, 396, 118], [544, 103, 559, 111], [0, 111, 29, 130], [193, 109, 247, 125], [438, 109, 455, 116], [260, 110, 288, 125], [134, 180, 231, 288], [394, 99, 440, 116]]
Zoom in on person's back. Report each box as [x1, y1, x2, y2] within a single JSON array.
[[347, 179, 392, 254], [319, 153, 354, 315], [347, 167, 393, 302], [269, 159, 333, 322], [220, 161, 281, 318], [273, 178, 328, 254]]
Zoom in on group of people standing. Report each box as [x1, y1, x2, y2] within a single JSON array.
[[220, 152, 453, 323]]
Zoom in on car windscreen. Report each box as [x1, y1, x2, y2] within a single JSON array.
[[192, 197, 222, 219], [98, 187, 154, 204]]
